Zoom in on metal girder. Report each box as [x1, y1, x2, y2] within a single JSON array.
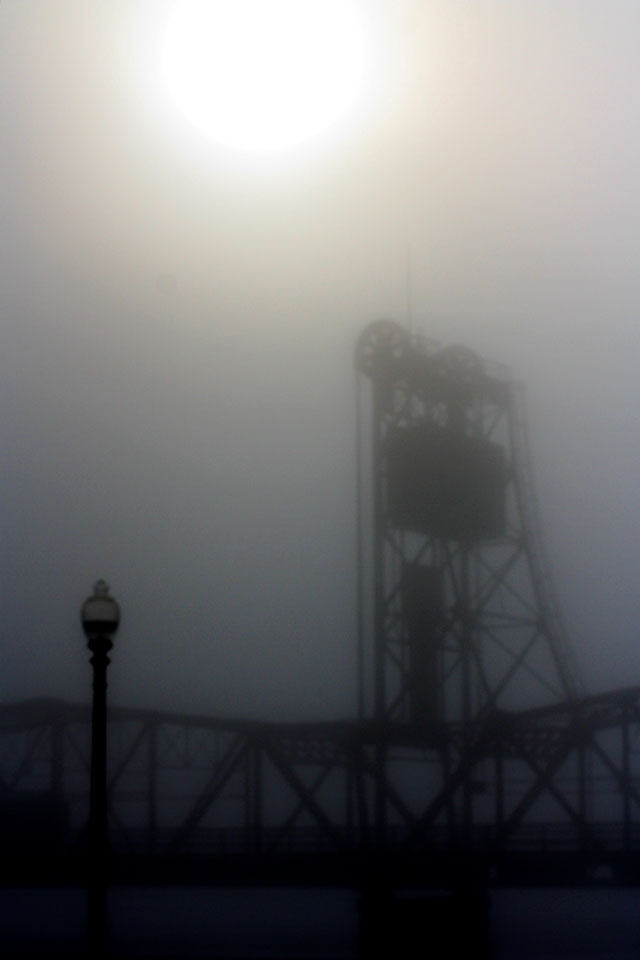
[[1, 693, 640, 885], [261, 736, 348, 852], [168, 731, 248, 854], [494, 720, 603, 852]]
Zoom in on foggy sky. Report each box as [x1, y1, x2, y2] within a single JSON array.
[[2, 1, 639, 718]]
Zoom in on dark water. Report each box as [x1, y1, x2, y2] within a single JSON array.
[[2, 887, 640, 957]]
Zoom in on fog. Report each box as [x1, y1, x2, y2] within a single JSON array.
[[2, 1, 639, 719]]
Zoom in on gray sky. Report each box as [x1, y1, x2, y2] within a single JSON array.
[[2, 1, 639, 718]]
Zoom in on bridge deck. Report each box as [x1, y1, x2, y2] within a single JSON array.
[[4, 823, 640, 889]]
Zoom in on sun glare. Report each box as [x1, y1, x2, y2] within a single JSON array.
[[162, 0, 367, 154]]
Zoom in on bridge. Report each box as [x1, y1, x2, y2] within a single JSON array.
[[3, 686, 640, 892], [2, 322, 639, 954]]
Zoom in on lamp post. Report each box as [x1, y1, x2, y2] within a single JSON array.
[[81, 579, 120, 958]]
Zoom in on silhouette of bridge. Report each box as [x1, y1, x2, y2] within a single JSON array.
[[2, 323, 639, 954], [3, 687, 640, 892]]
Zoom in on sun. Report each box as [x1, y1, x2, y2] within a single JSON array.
[[161, 0, 367, 154]]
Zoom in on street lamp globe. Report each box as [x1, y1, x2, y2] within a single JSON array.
[[81, 580, 120, 640]]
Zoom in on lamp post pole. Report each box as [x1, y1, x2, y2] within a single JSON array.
[[81, 580, 120, 959]]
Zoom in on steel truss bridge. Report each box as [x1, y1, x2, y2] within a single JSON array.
[[1, 323, 639, 954], [2, 687, 640, 891]]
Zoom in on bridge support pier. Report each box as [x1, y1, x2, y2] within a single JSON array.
[[358, 887, 491, 960]]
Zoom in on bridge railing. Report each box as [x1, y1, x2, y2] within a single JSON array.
[[103, 821, 640, 857]]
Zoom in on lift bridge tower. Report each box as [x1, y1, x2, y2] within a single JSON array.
[[355, 319, 582, 848]]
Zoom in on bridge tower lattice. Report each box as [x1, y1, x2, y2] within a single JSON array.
[[355, 319, 583, 840]]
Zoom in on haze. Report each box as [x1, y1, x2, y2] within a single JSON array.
[[2, 1, 639, 719]]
